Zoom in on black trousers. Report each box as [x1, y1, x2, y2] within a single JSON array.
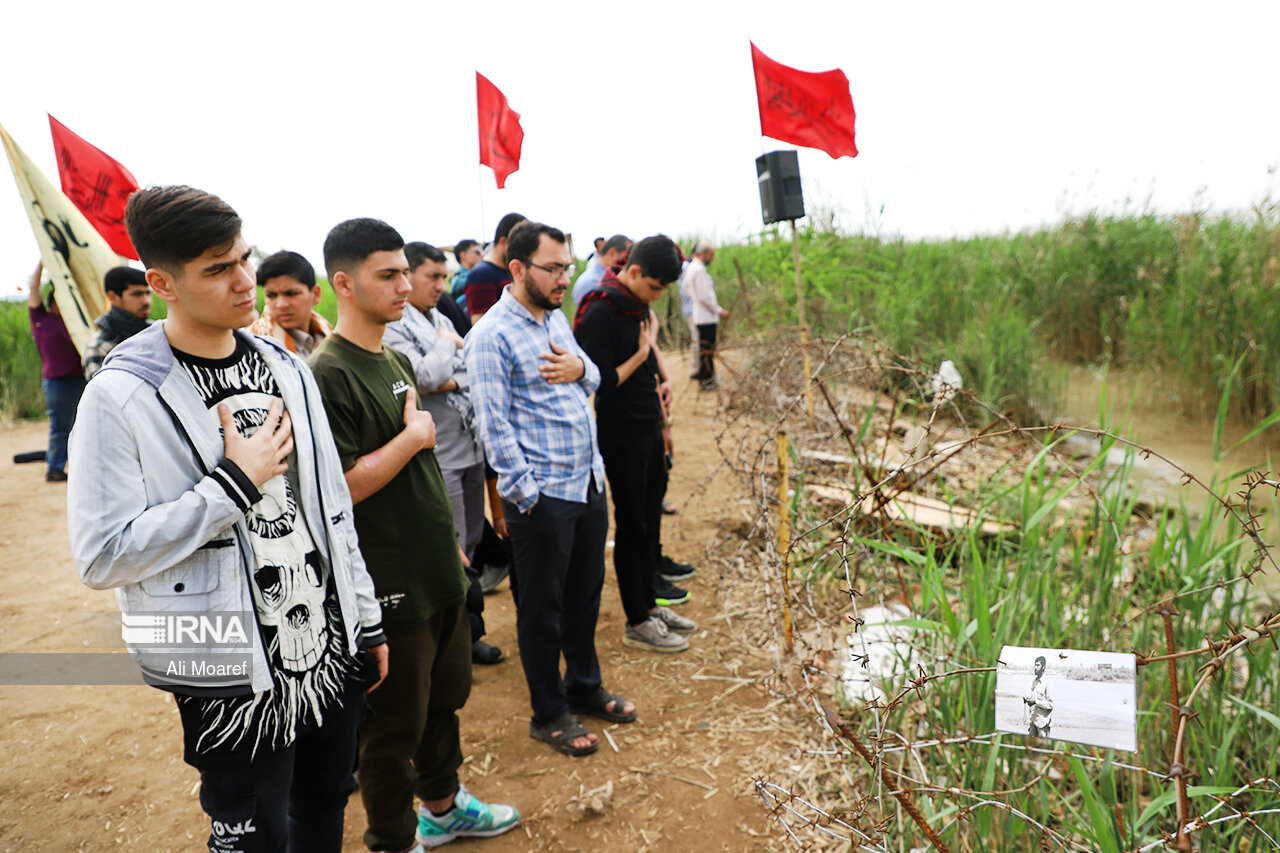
[[695, 323, 718, 381], [599, 423, 666, 626], [503, 484, 608, 727], [359, 606, 472, 851], [195, 676, 367, 853]]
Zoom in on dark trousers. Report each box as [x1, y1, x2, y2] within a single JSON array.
[[599, 424, 666, 626], [694, 323, 718, 382], [359, 605, 472, 851], [195, 677, 366, 853], [503, 484, 608, 727], [43, 376, 85, 474]]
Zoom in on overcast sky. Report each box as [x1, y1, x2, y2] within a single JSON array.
[[4, 0, 1280, 293]]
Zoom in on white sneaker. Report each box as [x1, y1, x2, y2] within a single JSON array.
[[653, 605, 697, 635], [623, 616, 689, 653]]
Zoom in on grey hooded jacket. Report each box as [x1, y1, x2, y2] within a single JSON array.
[[68, 323, 384, 693]]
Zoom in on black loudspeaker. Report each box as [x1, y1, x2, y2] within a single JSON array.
[[756, 150, 805, 225]]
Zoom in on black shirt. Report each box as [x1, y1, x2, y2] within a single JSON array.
[[574, 285, 663, 428]]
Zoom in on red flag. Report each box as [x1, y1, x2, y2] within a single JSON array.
[[476, 72, 524, 189], [48, 115, 140, 258], [750, 42, 858, 160]]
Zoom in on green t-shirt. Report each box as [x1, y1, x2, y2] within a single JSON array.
[[309, 332, 466, 630]]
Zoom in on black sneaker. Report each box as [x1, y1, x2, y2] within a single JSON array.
[[653, 578, 690, 606], [45, 470, 68, 482], [658, 555, 696, 582], [472, 641, 505, 665]]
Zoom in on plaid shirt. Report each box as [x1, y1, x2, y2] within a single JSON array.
[[464, 289, 605, 512]]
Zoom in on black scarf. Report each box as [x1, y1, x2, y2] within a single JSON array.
[[573, 269, 647, 330], [96, 305, 150, 344]]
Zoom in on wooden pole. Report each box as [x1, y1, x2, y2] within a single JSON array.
[[790, 219, 815, 426], [775, 431, 794, 653]]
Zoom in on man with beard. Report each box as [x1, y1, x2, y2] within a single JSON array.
[[465, 221, 636, 757], [309, 219, 519, 851], [1024, 655, 1054, 738], [67, 186, 388, 853], [82, 265, 153, 380], [573, 235, 696, 653]]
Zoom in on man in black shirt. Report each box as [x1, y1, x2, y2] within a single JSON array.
[[573, 235, 697, 653]]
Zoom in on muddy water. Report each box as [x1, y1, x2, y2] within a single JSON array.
[[1051, 364, 1280, 513]]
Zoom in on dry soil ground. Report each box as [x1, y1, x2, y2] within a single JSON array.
[[0, 363, 794, 852]]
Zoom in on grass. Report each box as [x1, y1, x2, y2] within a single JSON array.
[[777, 417, 1280, 850], [713, 208, 1280, 426]]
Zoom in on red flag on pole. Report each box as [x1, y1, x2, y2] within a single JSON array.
[[48, 115, 140, 258], [750, 42, 858, 160], [476, 72, 524, 189]]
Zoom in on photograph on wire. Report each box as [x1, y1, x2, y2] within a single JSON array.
[[995, 645, 1137, 752]]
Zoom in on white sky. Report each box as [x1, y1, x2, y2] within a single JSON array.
[[4, 0, 1280, 293]]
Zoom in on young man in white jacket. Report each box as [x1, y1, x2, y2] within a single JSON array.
[[67, 185, 388, 853]]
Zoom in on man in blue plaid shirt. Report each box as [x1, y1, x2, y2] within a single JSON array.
[[464, 221, 638, 757]]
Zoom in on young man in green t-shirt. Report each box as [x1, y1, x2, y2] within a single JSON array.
[[309, 218, 519, 851]]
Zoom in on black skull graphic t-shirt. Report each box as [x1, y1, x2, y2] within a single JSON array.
[[170, 337, 356, 767]]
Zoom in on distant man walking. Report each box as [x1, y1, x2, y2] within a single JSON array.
[[1024, 655, 1053, 738], [27, 261, 85, 482], [684, 242, 728, 391]]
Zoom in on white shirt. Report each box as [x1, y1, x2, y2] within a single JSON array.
[[684, 257, 722, 325]]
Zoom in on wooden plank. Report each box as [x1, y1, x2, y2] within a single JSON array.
[[804, 483, 1015, 538]]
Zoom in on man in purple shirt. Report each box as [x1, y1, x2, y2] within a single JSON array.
[[27, 261, 86, 482]]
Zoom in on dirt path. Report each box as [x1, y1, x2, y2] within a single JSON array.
[[0, 359, 788, 852]]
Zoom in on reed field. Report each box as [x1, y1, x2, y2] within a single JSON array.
[[724, 336, 1280, 850], [707, 208, 1280, 426]]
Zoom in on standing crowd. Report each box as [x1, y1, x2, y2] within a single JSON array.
[[39, 183, 728, 852]]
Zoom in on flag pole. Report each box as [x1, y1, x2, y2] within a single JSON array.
[[790, 218, 815, 426], [476, 163, 488, 246]]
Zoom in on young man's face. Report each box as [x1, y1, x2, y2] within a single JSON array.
[[617, 264, 669, 305], [262, 275, 321, 331], [347, 249, 411, 325], [406, 259, 448, 311], [1034, 658, 1046, 678], [459, 245, 483, 270], [108, 284, 153, 319], [156, 235, 256, 332], [515, 234, 572, 312]]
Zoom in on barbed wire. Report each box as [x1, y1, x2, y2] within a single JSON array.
[[698, 330, 1280, 851]]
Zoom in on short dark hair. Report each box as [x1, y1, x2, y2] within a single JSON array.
[[625, 235, 682, 285], [125, 185, 241, 273], [256, 250, 316, 288], [494, 212, 526, 244], [405, 241, 447, 271], [322, 218, 405, 281], [452, 239, 478, 262], [602, 234, 631, 255], [506, 221, 566, 267], [103, 265, 147, 296]]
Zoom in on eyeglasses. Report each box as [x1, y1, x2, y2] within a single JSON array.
[[526, 261, 576, 278]]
